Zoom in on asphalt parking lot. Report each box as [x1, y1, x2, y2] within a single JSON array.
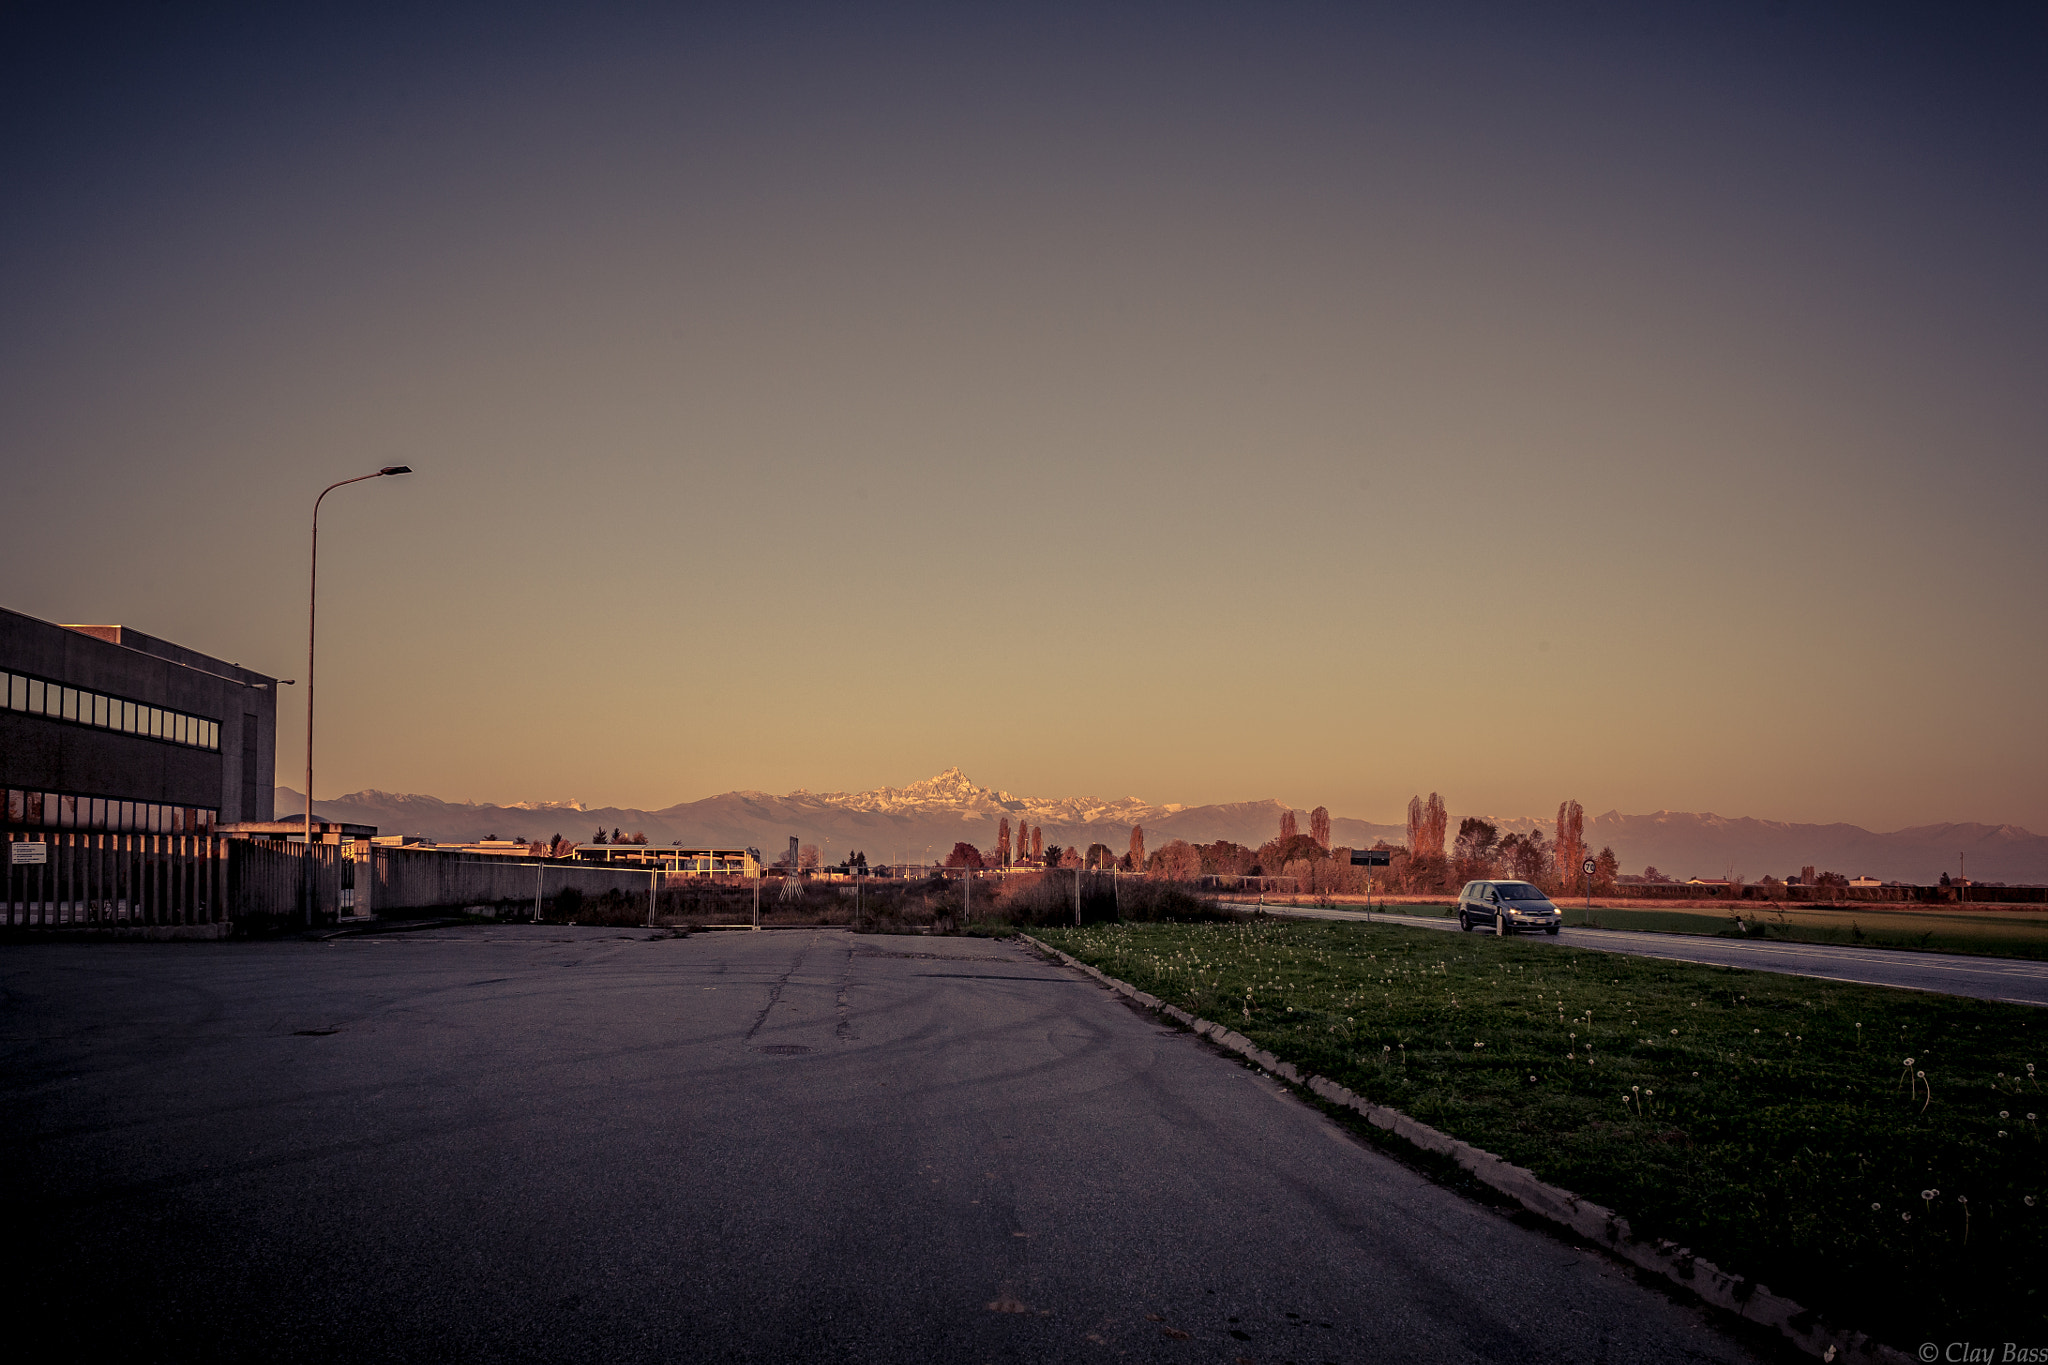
[[2, 927, 1766, 1363]]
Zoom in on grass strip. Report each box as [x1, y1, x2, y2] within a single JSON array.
[[1250, 898, 2048, 960], [1035, 919, 2047, 1349]]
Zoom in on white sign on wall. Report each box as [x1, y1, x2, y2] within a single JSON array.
[[9, 842, 48, 865]]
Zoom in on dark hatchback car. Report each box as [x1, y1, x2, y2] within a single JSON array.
[[1456, 880, 1563, 935]]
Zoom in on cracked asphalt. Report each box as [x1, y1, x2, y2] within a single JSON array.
[[2, 927, 1767, 1363]]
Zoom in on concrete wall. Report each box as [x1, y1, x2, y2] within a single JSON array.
[[0, 607, 278, 824], [372, 847, 656, 913]]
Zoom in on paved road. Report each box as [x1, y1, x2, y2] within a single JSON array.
[[0, 928, 1763, 1364], [1245, 903, 2048, 1006]]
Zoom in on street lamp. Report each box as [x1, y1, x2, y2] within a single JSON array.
[[304, 465, 411, 925]]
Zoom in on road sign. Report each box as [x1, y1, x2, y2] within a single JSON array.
[[10, 842, 48, 865], [1583, 858, 1596, 876], [1351, 850, 1391, 866]]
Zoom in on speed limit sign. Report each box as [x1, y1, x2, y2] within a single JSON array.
[[1582, 858, 1596, 876]]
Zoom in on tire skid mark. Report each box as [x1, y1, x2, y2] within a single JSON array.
[[743, 932, 818, 1044]]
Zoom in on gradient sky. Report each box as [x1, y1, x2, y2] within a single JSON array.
[[3, 2, 2044, 831]]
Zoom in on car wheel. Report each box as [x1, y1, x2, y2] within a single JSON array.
[[1458, 913, 1470, 931]]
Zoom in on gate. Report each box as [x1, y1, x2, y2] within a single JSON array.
[[3, 827, 228, 928]]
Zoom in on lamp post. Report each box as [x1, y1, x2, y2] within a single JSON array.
[[304, 465, 411, 926]]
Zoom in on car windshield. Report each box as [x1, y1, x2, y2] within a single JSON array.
[[1495, 883, 1549, 902]]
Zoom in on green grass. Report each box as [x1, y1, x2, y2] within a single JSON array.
[[1560, 904, 2048, 961], [1035, 919, 2047, 1348], [1246, 895, 2048, 960]]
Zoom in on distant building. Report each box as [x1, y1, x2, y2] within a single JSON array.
[[574, 844, 762, 877], [3, 606, 279, 834], [1849, 875, 1882, 889], [1685, 877, 1735, 887]]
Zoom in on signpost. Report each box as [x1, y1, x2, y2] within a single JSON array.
[[1351, 849, 1390, 919], [1583, 856, 1597, 911]]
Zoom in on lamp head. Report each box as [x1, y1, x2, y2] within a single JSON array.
[[378, 465, 412, 476]]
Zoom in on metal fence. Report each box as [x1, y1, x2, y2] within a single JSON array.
[[4, 827, 228, 928]]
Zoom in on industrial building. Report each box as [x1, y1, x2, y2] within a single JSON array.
[[1, 606, 280, 834], [573, 844, 763, 877]]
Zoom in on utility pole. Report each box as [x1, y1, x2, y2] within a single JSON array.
[[1074, 863, 1082, 926]]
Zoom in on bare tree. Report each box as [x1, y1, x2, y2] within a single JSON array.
[[1554, 800, 1586, 895], [799, 843, 821, 870], [1280, 809, 1298, 839], [996, 817, 1012, 867], [1129, 825, 1146, 869], [1030, 825, 1043, 861]]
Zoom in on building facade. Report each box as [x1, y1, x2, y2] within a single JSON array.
[[2, 606, 280, 835]]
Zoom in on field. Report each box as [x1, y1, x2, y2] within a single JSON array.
[[1252, 896, 2048, 960], [1033, 919, 2047, 1350]]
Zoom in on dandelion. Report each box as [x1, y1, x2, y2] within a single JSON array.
[[1902, 1212, 1912, 1222], [1670, 1029, 1679, 1036], [1871, 1202, 1882, 1211], [2027, 1197, 2037, 1207], [1999, 1131, 2008, 1139]]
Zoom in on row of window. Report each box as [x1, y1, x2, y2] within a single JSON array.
[[2, 670, 221, 752], [4, 788, 218, 834]]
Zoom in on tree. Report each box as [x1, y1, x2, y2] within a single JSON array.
[[799, 844, 821, 870], [1151, 839, 1203, 880], [592, 827, 608, 845], [1594, 845, 1620, 892], [1452, 818, 1499, 865], [1059, 845, 1082, 868], [1040, 844, 1062, 869], [1280, 809, 1299, 839], [1084, 842, 1114, 870], [628, 830, 648, 845], [1554, 800, 1586, 895], [612, 827, 624, 845], [1030, 826, 1043, 860], [944, 842, 984, 869], [996, 817, 1012, 866], [1498, 829, 1550, 883], [548, 833, 568, 858], [1309, 806, 1330, 850], [1257, 833, 1327, 871], [1405, 793, 1448, 858], [1129, 825, 1145, 870]]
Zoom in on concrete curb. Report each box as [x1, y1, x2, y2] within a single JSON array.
[[1017, 933, 1907, 1365]]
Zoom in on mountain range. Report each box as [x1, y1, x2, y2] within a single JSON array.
[[275, 768, 2048, 885]]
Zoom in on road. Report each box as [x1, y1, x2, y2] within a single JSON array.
[[1, 927, 1763, 1364], [1244, 903, 2048, 1007]]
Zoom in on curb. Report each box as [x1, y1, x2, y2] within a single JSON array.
[[1017, 933, 1907, 1365]]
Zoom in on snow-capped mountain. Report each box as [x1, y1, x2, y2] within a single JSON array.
[[274, 771, 2048, 883]]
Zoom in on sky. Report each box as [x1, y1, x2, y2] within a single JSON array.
[[2, 1, 2044, 832]]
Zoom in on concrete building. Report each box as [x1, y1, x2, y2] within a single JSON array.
[[2, 606, 281, 834], [573, 844, 763, 877]]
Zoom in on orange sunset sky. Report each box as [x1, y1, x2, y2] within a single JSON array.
[[2, 3, 2044, 832]]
